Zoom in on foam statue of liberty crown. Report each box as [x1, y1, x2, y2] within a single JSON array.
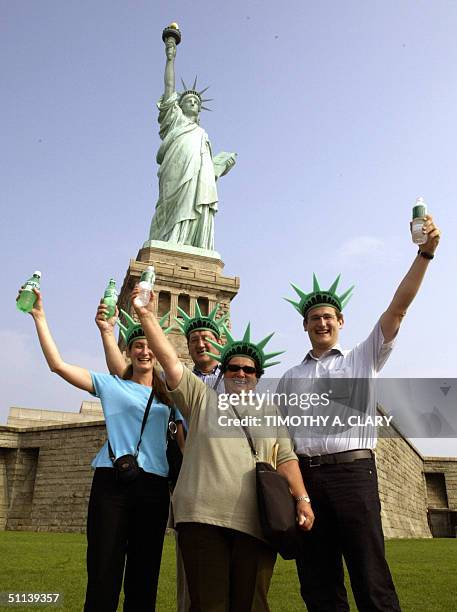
[[204, 323, 284, 374], [285, 274, 355, 319], [117, 309, 173, 347], [175, 301, 229, 339]]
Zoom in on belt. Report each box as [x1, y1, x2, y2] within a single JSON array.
[[298, 449, 374, 468]]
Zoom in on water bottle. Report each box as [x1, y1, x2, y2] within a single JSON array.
[[411, 197, 428, 245], [17, 271, 41, 313], [102, 278, 118, 319], [134, 266, 155, 308]]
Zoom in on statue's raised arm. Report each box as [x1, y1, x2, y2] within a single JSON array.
[[145, 24, 236, 253], [163, 26, 178, 101]]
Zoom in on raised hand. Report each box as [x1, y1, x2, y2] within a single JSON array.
[[131, 286, 155, 318], [418, 214, 441, 256], [95, 301, 118, 333], [16, 287, 44, 319]]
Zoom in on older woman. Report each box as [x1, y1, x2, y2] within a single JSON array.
[[21, 288, 175, 612], [131, 287, 314, 611]]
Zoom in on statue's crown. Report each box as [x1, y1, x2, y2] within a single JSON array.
[[179, 77, 213, 111], [205, 323, 284, 374], [285, 273, 354, 318]]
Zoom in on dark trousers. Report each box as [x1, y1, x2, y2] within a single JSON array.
[[297, 457, 401, 612], [177, 523, 276, 612], [84, 468, 170, 612]]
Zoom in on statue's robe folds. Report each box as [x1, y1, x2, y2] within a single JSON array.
[[148, 92, 218, 250]]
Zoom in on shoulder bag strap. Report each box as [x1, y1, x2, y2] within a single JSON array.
[[168, 407, 177, 437], [135, 387, 155, 456], [108, 387, 155, 461], [231, 405, 258, 460], [212, 369, 224, 390]]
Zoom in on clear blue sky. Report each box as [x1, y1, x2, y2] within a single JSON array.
[[1, 1, 456, 455]]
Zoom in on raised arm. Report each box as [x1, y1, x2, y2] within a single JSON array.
[[95, 302, 126, 376], [131, 287, 183, 389], [164, 38, 177, 101], [22, 289, 94, 393], [380, 214, 441, 343]]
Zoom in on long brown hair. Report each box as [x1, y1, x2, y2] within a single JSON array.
[[121, 363, 173, 408]]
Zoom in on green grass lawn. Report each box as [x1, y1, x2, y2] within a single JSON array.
[[0, 532, 455, 611]]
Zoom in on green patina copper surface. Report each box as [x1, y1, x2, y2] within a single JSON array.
[[146, 25, 236, 251]]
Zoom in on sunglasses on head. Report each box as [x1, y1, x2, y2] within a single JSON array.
[[226, 364, 257, 374]]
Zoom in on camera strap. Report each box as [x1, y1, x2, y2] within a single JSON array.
[[108, 387, 155, 462]]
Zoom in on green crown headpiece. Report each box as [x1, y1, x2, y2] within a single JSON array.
[[117, 309, 173, 347], [179, 77, 213, 111], [205, 323, 284, 373], [285, 274, 354, 319], [175, 301, 228, 339]]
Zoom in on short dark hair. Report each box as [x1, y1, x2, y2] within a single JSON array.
[[187, 328, 219, 345]]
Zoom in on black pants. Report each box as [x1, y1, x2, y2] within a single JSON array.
[[177, 523, 276, 612], [297, 457, 401, 612], [84, 468, 170, 612]]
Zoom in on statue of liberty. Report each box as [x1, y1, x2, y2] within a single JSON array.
[[146, 24, 236, 252]]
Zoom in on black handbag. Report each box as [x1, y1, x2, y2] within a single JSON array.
[[108, 388, 155, 484], [255, 460, 300, 559], [232, 407, 301, 560], [167, 407, 183, 487]]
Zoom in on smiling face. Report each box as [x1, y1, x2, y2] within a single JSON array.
[[126, 339, 155, 375], [179, 94, 200, 120], [223, 356, 258, 395], [188, 329, 220, 373], [303, 306, 344, 356]]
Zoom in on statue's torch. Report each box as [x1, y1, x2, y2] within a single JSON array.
[[162, 22, 181, 45]]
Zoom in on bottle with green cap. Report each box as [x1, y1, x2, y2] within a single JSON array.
[[411, 197, 428, 245], [17, 271, 41, 313], [102, 278, 118, 319], [134, 266, 156, 308]]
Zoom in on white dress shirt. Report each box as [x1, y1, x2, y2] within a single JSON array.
[[276, 320, 395, 456]]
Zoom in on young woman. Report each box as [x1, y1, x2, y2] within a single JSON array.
[[21, 287, 174, 612]]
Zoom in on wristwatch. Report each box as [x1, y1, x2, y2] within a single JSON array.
[[417, 248, 434, 260], [295, 495, 311, 503]]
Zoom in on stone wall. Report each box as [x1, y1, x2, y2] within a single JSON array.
[[7, 402, 103, 428], [118, 246, 239, 367], [376, 434, 431, 538], [0, 448, 10, 529], [2, 409, 455, 537], [0, 422, 106, 532]]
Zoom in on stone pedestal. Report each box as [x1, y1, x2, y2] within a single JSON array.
[[117, 242, 239, 365]]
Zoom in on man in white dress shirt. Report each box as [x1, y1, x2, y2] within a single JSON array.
[[277, 215, 440, 611]]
